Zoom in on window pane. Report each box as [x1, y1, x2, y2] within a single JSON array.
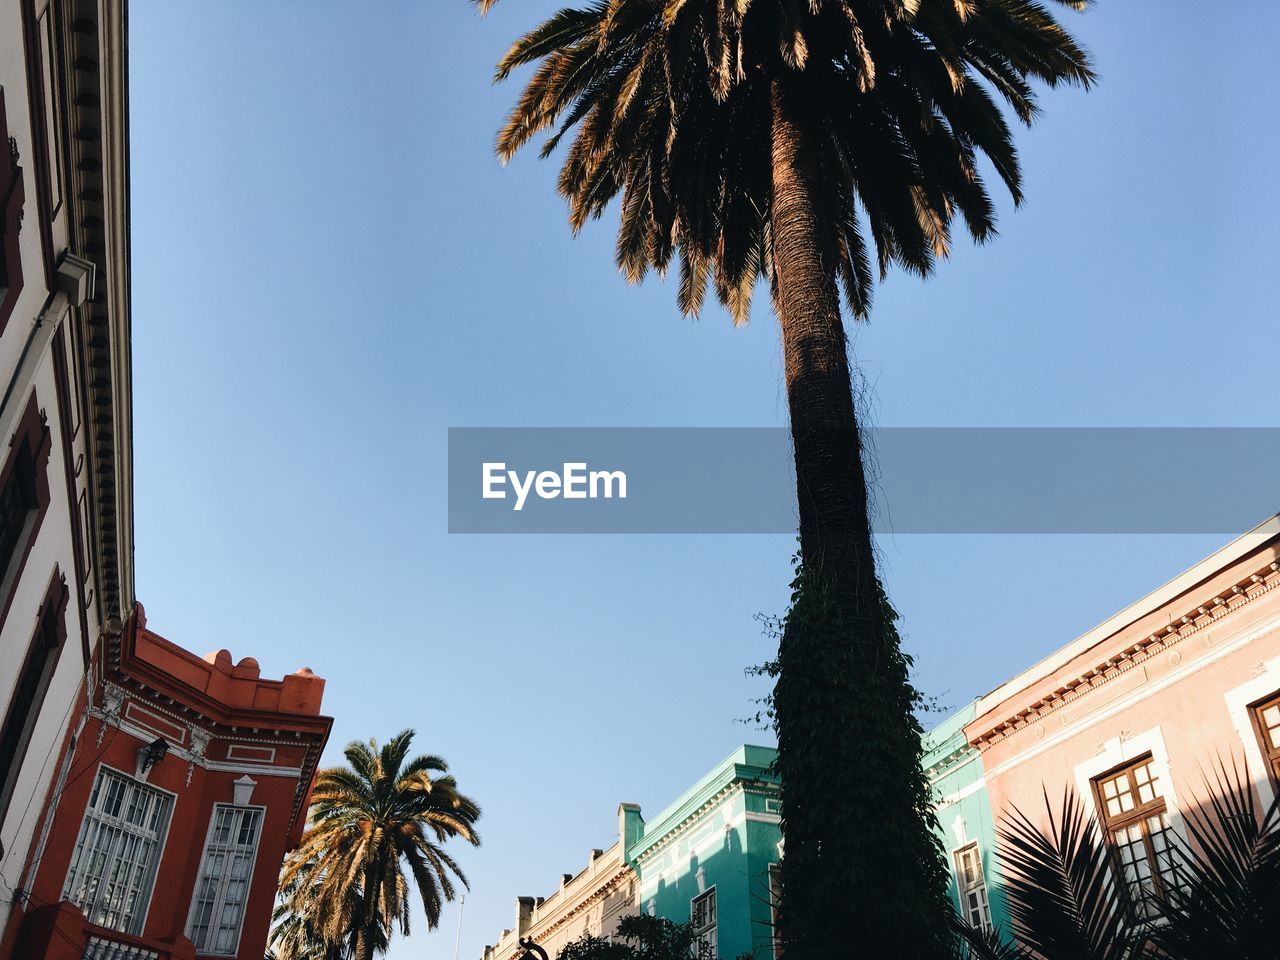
[[187, 804, 264, 955], [61, 768, 172, 934], [691, 889, 717, 960]]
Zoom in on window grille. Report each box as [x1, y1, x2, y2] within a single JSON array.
[[61, 767, 173, 934], [186, 804, 264, 955]]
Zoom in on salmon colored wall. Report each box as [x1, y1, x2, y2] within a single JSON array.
[[975, 568, 1280, 838]]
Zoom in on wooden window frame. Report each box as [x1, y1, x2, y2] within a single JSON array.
[[1090, 753, 1182, 916], [1248, 690, 1280, 788], [0, 567, 68, 825], [0, 85, 27, 334], [0, 393, 53, 628]]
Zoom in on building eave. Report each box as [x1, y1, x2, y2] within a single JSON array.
[[967, 514, 1280, 750], [627, 744, 778, 863], [66, 0, 135, 633]]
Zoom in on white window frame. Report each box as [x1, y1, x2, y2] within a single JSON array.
[[691, 886, 717, 960], [185, 802, 267, 957], [952, 841, 993, 933], [1074, 727, 1186, 844], [1074, 728, 1187, 921], [60, 764, 175, 935], [767, 864, 781, 959], [1224, 655, 1280, 809]]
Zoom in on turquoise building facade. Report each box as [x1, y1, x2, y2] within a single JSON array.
[[483, 735, 1006, 960], [627, 745, 781, 960], [923, 701, 1009, 937]]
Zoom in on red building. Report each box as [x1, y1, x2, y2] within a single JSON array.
[[2, 605, 332, 960]]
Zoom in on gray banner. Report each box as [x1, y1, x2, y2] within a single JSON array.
[[446, 428, 1280, 534]]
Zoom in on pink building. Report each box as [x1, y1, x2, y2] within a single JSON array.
[[967, 516, 1280, 915]]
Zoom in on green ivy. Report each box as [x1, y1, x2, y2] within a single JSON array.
[[769, 561, 955, 960]]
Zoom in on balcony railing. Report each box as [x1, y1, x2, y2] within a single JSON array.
[[82, 934, 162, 960], [13, 899, 195, 960]]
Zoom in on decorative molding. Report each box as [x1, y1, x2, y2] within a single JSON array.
[[973, 559, 1280, 750], [93, 667, 326, 834], [488, 857, 634, 960], [122, 701, 188, 746], [226, 744, 276, 763], [924, 740, 977, 779], [630, 783, 740, 866]]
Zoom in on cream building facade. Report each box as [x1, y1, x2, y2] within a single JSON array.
[[0, 0, 133, 939], [482, 804, 643, 960]]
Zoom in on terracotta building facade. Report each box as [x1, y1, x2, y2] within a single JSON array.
[[5, 606, 331, 960]]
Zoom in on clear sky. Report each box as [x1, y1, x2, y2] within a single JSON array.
[[126, 3, 1279, 958]]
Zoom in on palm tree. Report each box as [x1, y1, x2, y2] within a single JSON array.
[[480, 1, 1094, 956], [268, 863, 374, 960], [276, 730, 480, 960]]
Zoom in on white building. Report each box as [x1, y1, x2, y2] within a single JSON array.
[[0, 0, 133, 939]]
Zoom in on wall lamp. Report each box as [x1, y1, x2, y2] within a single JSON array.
[[136, 737, 170, 779]]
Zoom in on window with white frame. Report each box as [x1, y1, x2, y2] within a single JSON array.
[[953, 842, 992, 932], [187, 804, 264, 955], [61, 766, 174, 933], [691, 887, 717, 960], [767, 865, 782, 959]]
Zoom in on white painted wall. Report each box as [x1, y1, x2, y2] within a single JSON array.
[[0, 0, 107, 928]]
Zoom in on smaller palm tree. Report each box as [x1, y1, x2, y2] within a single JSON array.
[[269, 862, 377, 960], [276, 730, 480, 960]]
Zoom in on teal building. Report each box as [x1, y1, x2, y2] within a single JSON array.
[[483, 735, 1005, 960], [626, 745, 781, 960], [923, 701, 1009, 937]]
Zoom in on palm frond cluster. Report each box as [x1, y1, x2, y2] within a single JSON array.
[[270, 730, 480, 960], [957, 762, 1280, 960], [489, 0, 1093, 323]]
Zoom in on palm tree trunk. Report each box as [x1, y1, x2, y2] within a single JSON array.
[[356, 862, 379, 960], [768, 81, 874, 604], [768, 77, 948, 960]]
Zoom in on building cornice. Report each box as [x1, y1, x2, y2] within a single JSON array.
[[924, 740, 977, 780], [93, 612, 332, 839], [65, 0, 134, 633], [487, 854, 634, 960], [630, 781, 743, 865], [969, 556, 1280, 751]]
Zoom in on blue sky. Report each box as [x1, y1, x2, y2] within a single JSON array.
[[126, 3, 1279, 958]]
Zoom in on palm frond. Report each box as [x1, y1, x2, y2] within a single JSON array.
[[997, 788, 1142, 960], [1147, 758, 1280, 960]]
